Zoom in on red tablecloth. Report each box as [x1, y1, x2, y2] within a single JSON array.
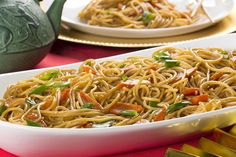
[[0, 40, 202, 157]]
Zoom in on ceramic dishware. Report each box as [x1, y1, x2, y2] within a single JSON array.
[[0, 0, 67, 73]]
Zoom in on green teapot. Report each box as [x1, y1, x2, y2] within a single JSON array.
[[0, 0, 67, 73]]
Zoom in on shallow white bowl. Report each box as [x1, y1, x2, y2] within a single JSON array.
[[1, 34, 236, 157], [45, 0, 234, 38]]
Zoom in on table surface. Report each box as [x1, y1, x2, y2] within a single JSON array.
[[0, 40, 208, 157]]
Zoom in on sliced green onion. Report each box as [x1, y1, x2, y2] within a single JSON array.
[[121, 110, 138, 117], [217, 50, 229, 59], [119, 64, 125, 68], [85, 61, 92, 66], [160, 51, 170, 56], [82, 103, 93, 109], [25, 98, 37, 106], [40, 70, 59, 80], [219, 50, 228, 55], [30, 85, 49, 95], [92, 121, 114, 128], [167, 101, 190, 113], [52, 82, 71, 88], [142, 12, 154, 24], [165, 60, 180, 68], [149, 101, 158, 107], [154, 51, 171, 61], [158, 56, 172, 61], [122, 75, 129, 81], [26, 119, 42, 127], [30, 82, 71, 95], [0, 105, 7, 116]]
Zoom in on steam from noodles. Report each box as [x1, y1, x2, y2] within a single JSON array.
[[1, 47, 236, 128], [79, 0, 202, 29]]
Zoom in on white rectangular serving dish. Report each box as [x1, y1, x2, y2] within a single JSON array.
[[1, 34, 236, 157]]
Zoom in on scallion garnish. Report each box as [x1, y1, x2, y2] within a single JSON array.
[[121, 110, 138, 117], [119, 64, 125, 68], [25, 98, 37, 106], [82, 103, 93, 109], [52, 82, 71, 88], [26, 119, 42, 127], [167, 101, 190, 113], [85, 61, 92, 66], [0, 105, 7, 116], [30, 85, 49, 95], [40, 70, 59, 80], [165, 60, 180, 68], [92, 121, 114, 128], [30, 82, 71, 95], [149, 101, 158, 107], [154, 51, 171, 61], [219, 50, 228, 55], [122, 75, 129, 81], [142, 12, 154, 24]]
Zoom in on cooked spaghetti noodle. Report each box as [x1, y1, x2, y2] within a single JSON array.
[[79, 0, 202, 29], [1, 47, 236, 128]]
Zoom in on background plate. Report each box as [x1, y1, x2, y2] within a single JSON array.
[[56, 3, 236, 48], [60, 0, 233, 38]]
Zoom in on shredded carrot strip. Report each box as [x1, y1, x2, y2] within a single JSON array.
[[110, 102, 143, 115], [80, 91, 102, 109], [183, 87, 199, 96], [211, 72, 224, 81], [41, 99, 52, 110], [83, 65, 97, 74], [26, 113, 38, 120], [60, 88, 70, 103], [153, 108, 166, 121], [191, 94, 209, 105]]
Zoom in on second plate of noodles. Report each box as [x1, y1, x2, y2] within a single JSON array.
[[1, 47, 236, 128], [43, 0, 235, 38], [79, 0, 201, 29]]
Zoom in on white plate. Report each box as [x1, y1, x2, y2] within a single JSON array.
[[1, 34, 236, 157], [44, 0, 234, 38]]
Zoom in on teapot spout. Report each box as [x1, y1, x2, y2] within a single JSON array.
[[46, 0, 66, 37]]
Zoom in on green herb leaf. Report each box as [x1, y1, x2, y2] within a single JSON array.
[[149, 101, 158, 107], [30, 82, 71, 95], [167, 102, 190, 113], [82, 103, 93, 109], [26, 119, 42, 127], [30, 85, 49, 95], [121, 110, 138, 117], [40, 70, 59, 80], [142, 12, 154, 24], [154, 51, 171, 61], [119, 64, 125, 68], [219, 50, 228, 55], [52, 82, 71, 88], [85, 61, 92, 66], [0, 105, 7, 116], [165, 60, 180, 68], [25, 98, 37, 106], [122, 75, 129, 81]]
